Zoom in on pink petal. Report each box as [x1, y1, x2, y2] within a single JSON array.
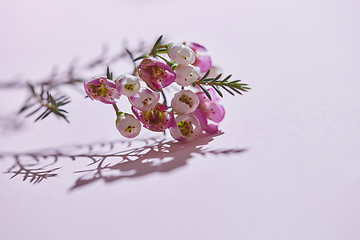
[[208, 103, 225, 123]]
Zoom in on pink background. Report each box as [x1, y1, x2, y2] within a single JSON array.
[[1, 0, 360, 239]]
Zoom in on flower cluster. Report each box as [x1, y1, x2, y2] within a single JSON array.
[[84, 36, 249, 142]]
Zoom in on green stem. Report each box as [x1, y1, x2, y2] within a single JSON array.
[[155, 54, 177, 69], [133, 54, 150, 62], [113, 104, 120, 114], [196, 80, 249, 89], [161, 90, 167, 106], [155, 54, 169, 63]]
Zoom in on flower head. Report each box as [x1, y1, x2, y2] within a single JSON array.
[[174, 64, 201, 87], [169, 114, 201, 142], [187, 42, 212, 73], [168, 43, 195, 65], [192, 108, 218, 134], [116, 74, 140, 97], [171, 89, 199, 114], [132, 104, 174, 132], [116, 113, 141, 138], [129, 88, 160, 111], [138, 57, 176, 92], [84, 76, 120, 104], [196, 88, 225, 123]]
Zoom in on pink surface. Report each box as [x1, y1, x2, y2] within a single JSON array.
[[1, 0, 360, 239]]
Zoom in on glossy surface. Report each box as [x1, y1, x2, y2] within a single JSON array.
[[0, 0, 360, 239]]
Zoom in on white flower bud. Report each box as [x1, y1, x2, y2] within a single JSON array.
[[169, 114, 201, 142], [171, 90, 199, 114], [116, 113, 141, 138], [174, 64, 201, 87], [168, 43, 195, 65], [116, 74, 140, 97], [128, 88, 160, 111]]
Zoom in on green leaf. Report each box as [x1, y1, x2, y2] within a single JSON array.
[[40, 110, 52, 120], [221, 85, 234, 95], [35, 109, 51, 122], [221, 74, 232, 82], [199, 69, 210, 81], [18, 101, 34, 114], [212, 85, 223, 97], [198, 84, 212, 100], [152, 35, 163, 49], [58, 100, 71, 106], [106, 66, 112, 80], [229, 80, 241, 84], [27, 83, 36, 96], [25, 106, 43, 117], [211, 73, 222, 82], [156, 48, 167, 54], [126, 49, 134, 61], [229, 86, 243, 95]]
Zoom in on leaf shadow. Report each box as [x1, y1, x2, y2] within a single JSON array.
[[1, 131, 247, 191], [70, 132, 247, 191]]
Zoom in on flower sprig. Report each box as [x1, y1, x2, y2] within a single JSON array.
[[195, 70, 251, 100], [84, 35, 250, 142], [0, 42, 145, 124], [19, 83, 71, 122]]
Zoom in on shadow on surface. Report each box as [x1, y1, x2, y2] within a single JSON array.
[[0, 131, 247, 191], [70, 132, 246, 191]]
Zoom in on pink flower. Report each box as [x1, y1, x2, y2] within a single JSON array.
[[129, 88, 160, 111], [196, 88, 225, 123], [138, 57, 176, 92], [116, 113, 141, 138], [169, 114, 201, 142], [132, 104, 174, 132], [192, 108, 218, 134], [84, 76, 120, 104], [187, 42, 212, 73]]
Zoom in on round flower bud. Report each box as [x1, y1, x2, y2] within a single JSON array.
[[169, 114, 201, 142], [174, 64, 201, 87], [116, 113, 141, 138], [171, 90, 199, 114], [167, 43, 195, 65], [129, 88, 160, 111], [116, 74, 140, 97]]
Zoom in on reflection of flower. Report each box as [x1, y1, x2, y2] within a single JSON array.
[[84, 76, 120, 104], [169, 114, 201, 142], [138, 58, 176, 91], [116, 113, 141, 138], [187, 42, 212, 73], [132, 104, 174, 132]]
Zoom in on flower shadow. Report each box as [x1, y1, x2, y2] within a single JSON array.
[[1, 131, 247, 191], [71, 132, 246, 191]]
